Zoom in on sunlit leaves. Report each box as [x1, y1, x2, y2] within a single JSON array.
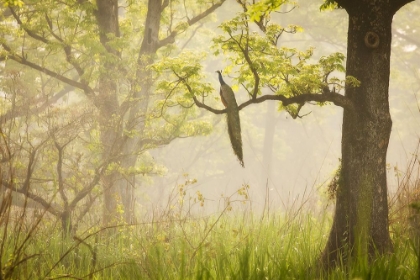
[[152, 51, 213, 99], [319, 52, 345, 73], [146, 51, 214, 143], [212, 0, 352, 114], [3, 0, 24, 7], [247, 0, 289, 22], [345, 76, 361, 88], [320, 0, 339, 11]]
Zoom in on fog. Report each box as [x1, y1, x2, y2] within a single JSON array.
[[1, 0, 419, 222], [142, 1, 420, 215]]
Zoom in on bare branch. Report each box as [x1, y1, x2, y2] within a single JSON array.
[[158, 0, 227, 48], [158, 31, 178, 48], [187, 0, 226, 26], [226, 27, 260, 99], [1, 44, 95, 97], [180, 22, 204, 49], [45, 13, 85, 77], [193, 96, 227, 114], [239, 91, 353, 110], [2, 181, 61, 216], [162, 0, 170, 10], [9, 8, 49, 44], [8, 8, 87, 86], [68, 166, 104, 210]]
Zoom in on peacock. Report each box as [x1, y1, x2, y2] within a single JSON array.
[[216, 70, 244, 167]]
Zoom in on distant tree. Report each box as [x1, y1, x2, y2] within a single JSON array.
[[0, 0, 222, 225]]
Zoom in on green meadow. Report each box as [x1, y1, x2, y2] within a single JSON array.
[[1, 181, 419, 280]]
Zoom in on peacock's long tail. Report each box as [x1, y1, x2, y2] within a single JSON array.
[[217, 71, 244, 167], [226, 104, 244, 167]]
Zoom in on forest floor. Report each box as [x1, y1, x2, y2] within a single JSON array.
[[1, 186, 419, 280]]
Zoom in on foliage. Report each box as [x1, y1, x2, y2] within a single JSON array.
[[2, 0, 24, 8], [320, 0, 339, 11], [152, 51, 214, 103], [0, 0, 222, 225], [210, 1, 354, 118]]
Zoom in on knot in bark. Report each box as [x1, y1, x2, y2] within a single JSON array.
[[364, 31, 380, 49]]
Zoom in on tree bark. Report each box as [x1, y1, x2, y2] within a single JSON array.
[[321, 0, 413, 269], [94, 0, 122, 225], [114, 0, 163, 224], [96, 0, 226, 224]]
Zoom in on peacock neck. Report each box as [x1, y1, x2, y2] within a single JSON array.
[[217, 72, 226, 85]]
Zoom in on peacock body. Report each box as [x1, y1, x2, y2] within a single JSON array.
[[216, 70, 244, 167]]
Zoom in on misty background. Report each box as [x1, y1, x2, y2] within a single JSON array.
[[139, 1, 420, 215], [1, 0, 419, 220]]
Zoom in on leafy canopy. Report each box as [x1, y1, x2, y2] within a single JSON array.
[[211, 1, 356, 115], [153, 0, 356, 119]]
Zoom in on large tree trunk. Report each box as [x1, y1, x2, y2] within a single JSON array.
[[321, 0, 412, 269], [94, 0, 122, 225], [95, 0, 224, 224], [114, 0, 162, 223]]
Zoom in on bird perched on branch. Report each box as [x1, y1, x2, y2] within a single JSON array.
[[216, 70, 244, 167]]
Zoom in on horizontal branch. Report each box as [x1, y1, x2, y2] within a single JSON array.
[[240, 91, 353, 110], [193, 91, 353, 115], [192, 96, 227, 114], [2, 181, 61, 216]]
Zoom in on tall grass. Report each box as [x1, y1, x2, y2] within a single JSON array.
[[1, 158, 420, 279], [1, 211, 418, 279]]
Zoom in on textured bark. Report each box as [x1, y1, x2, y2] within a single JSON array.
[[94, 0, 122, 225], [115, 0, 163, 223], [321, 0, 413, 269]]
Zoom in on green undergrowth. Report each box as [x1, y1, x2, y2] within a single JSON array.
[[1, 209, 419, 279], [1, 177, 420, 280]]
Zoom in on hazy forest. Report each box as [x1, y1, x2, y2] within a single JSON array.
[[0, 0, 420, 279]]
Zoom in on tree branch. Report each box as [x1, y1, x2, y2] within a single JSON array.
[[390, 0, 415, 13], [193, 96, 227, 114], [54, 141, 69, 209], [193, 91, 353, 115], [9, 7, 49, 44], [162, 0, 170, 10], [8, 8, 88, 88], [68, 166, 104, 210], [1, 44, 95, 97], [187, 0, 226, 26], [158, 0, 227, 48], [1, 181, 61, 216], [44, 13, 85, 77]]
